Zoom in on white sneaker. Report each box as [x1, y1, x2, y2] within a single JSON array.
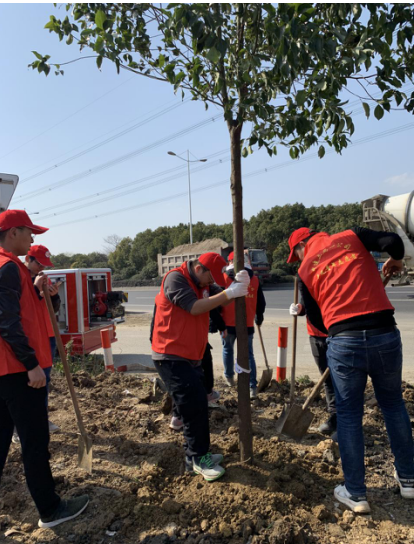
[[334, 484, 370, 513], [250, 387, 258, 399], [394, 469, 414, 499], [48, 421, 60, 433], [12, 431, 20, 444], [225, 376, 236, 387], [207, 390, 220, 407], [193, 453, 225, 482], [169, 416, 184, 431]]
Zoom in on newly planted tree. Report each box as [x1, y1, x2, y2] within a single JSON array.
[[32, 3, 414, 461]]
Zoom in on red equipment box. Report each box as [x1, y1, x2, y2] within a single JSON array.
[[44, 268, 126, 355]]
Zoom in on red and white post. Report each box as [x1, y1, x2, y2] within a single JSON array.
[[276, 326, 288, 382], [100, 329, 115, 372]]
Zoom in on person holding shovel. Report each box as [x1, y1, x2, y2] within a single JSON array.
[[26, 245, 60, 431], [287, 225, 414, 513], [0, 210, 89, 528], [151, 252, 249, 481]]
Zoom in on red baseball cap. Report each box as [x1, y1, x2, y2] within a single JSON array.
[[287, 227, 315, 263], [0, 210, 48, 235], [227, 251, 234, 261], [28, 245, 53, 267], [198, 252, 227, 287]]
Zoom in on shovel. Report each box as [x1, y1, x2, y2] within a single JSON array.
[[43, 285, 93, 473], [275, 368, 330, 440], [275, 276, 299, 434], [256, 325, 273, 392]]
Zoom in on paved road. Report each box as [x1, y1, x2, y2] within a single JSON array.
[[124, 283, 414, 317], [113, 283, 414, 381]]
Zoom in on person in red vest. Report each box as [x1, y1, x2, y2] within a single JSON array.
[[0, 210, 89, 528], [288, 305, 336, 437], [12, 246, 61, 443], [151, 252, 249, 482], [221, 251, 266, 399], [287, 226, 414, 513]]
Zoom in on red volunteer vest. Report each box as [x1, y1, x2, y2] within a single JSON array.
[[0, 250, 52, 376], [306, 318, 328, 338], [222, 273, 259, 328], [299, 230, 394, 330], [151, 262, 210, 360]]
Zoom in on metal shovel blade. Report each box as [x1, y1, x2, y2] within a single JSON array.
[[78, 434, 93, 474], [275, 403, 314, 441], [257, 368, 273, 393]]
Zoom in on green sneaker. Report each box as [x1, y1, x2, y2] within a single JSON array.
[[38, 495, 89, 528], [185, 453, 223, 473], [192, 453, 225, 482]]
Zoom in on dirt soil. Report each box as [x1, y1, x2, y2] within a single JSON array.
[[1, 372, 414, 544]]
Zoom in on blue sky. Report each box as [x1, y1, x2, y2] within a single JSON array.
[[1, 3, 413, 255]]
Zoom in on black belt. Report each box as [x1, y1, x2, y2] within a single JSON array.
[[332, 326, 396, 338]]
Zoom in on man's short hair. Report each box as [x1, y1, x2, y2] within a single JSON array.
[[0, 229, 10, 243]]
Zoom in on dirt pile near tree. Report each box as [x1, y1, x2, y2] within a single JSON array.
[[1, 371, 414, 544]]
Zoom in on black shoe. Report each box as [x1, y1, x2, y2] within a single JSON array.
[[318, 413, 337, 435], [38, 495, 89, 528]]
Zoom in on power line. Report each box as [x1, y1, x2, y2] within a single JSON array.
[[35, 149, 230, 219], [46, 119, 414, 229], [19, 98, 190, 184], [0, 76, 135, 161], [14, 114, 222, 203], [19, 96, 182, 177]]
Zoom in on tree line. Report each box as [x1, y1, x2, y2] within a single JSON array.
[[51, 202, 362, 281]]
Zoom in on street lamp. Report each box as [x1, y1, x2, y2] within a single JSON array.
[[167, 150, 207, 245]]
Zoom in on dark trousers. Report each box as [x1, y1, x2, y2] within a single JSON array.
[[309, 335, 336, 413], [201, 343, 214, 395], [0, 372, 60, 519], [153, 359, 210, 458]]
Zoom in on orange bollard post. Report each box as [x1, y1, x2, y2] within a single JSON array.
[[100, 329, 115, 372]]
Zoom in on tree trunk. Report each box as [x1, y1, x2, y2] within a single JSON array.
[[229, 123, 253, 463]]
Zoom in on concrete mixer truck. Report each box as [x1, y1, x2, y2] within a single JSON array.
[[362, 191, 414, 284]]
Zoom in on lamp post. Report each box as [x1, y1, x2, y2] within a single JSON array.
[[167, 150, 207, 245]]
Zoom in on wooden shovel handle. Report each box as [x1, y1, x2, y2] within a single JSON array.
[[302, 368, 330, 410], [257, 325, 270, 371], [289, 276, 299, 404], [43, 285, 89, 439]]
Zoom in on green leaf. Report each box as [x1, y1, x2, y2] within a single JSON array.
[[32, 51, 43, 60], [95, 9, 106, 30], [206, 46, 220, 64], [374, 104, 384, 120], [289, 146, 299, 159], [296, 90, 306, 107], [94, 36, 104, 52], [362, 102, 370, 118], [97, 56, 103, 69], [318, 145, 325, 159]]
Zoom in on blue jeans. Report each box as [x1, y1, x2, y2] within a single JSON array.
[[222, 333, 257, 388], [327, 329, 414, 496]]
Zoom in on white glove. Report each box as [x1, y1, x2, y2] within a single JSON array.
[[224, 281, 249, 300], [235, 270, 250, 286], [289, 303, 301, 316]]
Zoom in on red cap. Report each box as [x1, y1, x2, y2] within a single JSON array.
[[287, 227, 315, 263], [198, 252, 227, 287], [0, 210, 48, 235], [228, 251, 234, 261], [28, 245, 53, 267]]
